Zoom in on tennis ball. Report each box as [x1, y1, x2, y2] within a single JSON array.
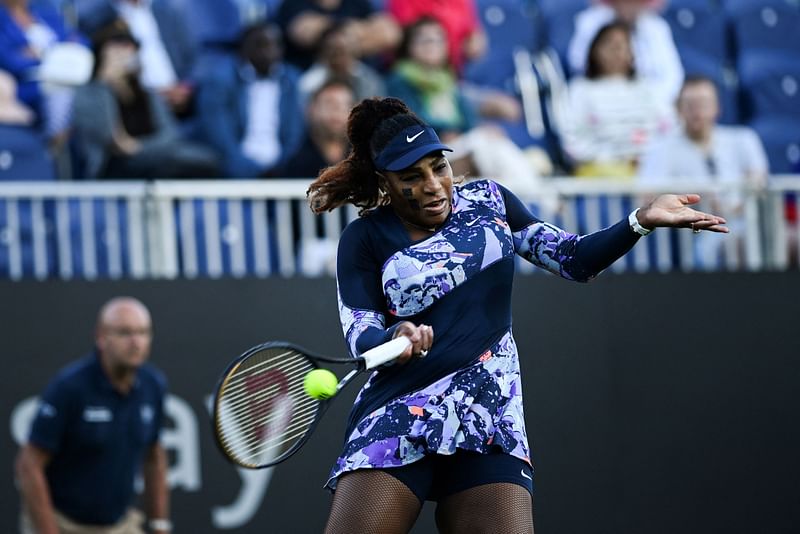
[[304, 369, 338, 400]]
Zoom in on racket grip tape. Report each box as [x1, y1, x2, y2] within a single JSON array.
[[360, 336, 411, 369]]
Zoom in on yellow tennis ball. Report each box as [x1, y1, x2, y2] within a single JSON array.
[[303, 369, 338, 400]]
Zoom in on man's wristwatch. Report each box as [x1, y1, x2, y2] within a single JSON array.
[[628, 208, 653, 236], [148, 518, 173, 532]]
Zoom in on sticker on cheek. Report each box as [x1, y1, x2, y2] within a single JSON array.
[[408, 199, 421, 211], [402, 188, 413, 198]]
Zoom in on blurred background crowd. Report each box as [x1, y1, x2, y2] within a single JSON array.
[[2, 0, 798, 183], [0, 0, 800, 276], [1, 0, 799, 277]]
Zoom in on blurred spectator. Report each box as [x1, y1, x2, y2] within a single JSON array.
[[298, 21, 385, 105], [0, 0, 89, 135], [71, 19, 219, 179], [568, 0, 683, 104], [286, 78, 355, 275], [75, 0, 198, 118], [562, 20, 674, 178], [387, 17, 544, 198], [0, 68, 34, 126], [285, 77, 354, 178], [0, 69, 56, 181], [387, 16, 477, 139], [196, 22, 304, 178], [639, 75, 768, 269], [387, 0, 486, 73], [275, 0, 401, 70]]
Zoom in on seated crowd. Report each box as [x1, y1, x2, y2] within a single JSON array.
[[0, 0, 796, 187]]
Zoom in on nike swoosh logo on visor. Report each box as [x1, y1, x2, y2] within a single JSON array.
[[406, 130, 424, 143], [521, 469, 532, 481]]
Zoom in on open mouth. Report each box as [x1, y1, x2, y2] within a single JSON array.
[[423, 198, 448, 215]]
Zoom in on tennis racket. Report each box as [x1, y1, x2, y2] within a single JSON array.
[[212, 336, 411, 469]]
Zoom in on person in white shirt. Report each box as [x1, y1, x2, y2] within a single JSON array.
[[638, 75, 769, 270], [567, 0, 684, 106], [563, 20, 675, 178]]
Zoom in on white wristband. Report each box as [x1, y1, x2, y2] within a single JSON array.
[[628, 208, 653, 236], [149, 518, 172, 532]]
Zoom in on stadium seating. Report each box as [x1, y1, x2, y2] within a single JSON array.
[[725, 0, 800, 56], [0, 126, 54, 278], [663, 0, 740, 123], [461, 0, 548, 149], [464, 0, 544, 92], [0, 125, 56, 181], [665, 0, 730, 62], [737, 51, 800, 122], [190, 0, 244, 46], [750, 116, 800, 174], [537, 0, 587, 71]]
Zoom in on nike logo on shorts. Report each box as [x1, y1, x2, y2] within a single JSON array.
[[520, 469, 532, 481], [406, 130, 424, 143]]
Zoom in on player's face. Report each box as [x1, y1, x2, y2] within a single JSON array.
[[382, 153, 453, 231], [96, 302, 153, 371]]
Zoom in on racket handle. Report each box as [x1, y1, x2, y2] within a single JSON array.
[[360, 336, 411, 370]]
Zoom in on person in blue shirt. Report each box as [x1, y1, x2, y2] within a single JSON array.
[[196, 22, 304, 178], [14, 297, 171, 534], [307, 97, 728, 533]]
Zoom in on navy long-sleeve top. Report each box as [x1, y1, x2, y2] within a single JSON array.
[[335, 179, 639, 432]]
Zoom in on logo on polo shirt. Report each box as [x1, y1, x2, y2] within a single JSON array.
[[83, 406, 113, 423], [141, 404, 154, 424], [39, 402, 57, 418]]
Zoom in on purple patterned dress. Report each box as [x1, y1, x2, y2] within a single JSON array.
[[327, 179, 638, 490]]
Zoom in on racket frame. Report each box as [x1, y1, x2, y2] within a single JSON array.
[[211, 337, 410, 469]]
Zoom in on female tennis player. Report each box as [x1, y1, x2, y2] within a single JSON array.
[[307, 97, 727, 533]]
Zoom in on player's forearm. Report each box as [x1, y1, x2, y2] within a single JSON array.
[[143, 445, 170, 530], [571, 218, 640, 277], [15, 456, 59, 534]]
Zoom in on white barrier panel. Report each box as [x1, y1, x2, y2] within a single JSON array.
[[1, 177, 799, 280]]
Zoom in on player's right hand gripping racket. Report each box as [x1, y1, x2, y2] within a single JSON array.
[[212, 336, 411, 469]]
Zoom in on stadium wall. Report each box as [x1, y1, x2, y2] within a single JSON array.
[[1, 274, 798, 533]]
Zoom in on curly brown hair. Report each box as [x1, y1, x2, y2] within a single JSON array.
[[307, 97, 427, 215]]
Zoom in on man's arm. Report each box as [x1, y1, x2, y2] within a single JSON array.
[[15, 444, 59, 534], [142, 442, 171, 534]]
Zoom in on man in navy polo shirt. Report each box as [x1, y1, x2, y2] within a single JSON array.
[[15, 297, 171, 534]]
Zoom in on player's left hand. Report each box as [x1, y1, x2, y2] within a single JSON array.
[[637, 194, 729, 233]]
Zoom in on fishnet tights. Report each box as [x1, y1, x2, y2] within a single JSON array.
[[325, 472, 534, 534], [325, 470, 422, 534], [435, 483, 534, 534]]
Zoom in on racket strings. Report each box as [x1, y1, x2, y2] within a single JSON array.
[[219, 360, 318, 439], [220, 355, 312, 406], [230, 416, 320, 462], [216, 347, 321, 467], [219, 392, 318, 453], [223, 348, 305, 389], [219, 390, 316, 464]]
